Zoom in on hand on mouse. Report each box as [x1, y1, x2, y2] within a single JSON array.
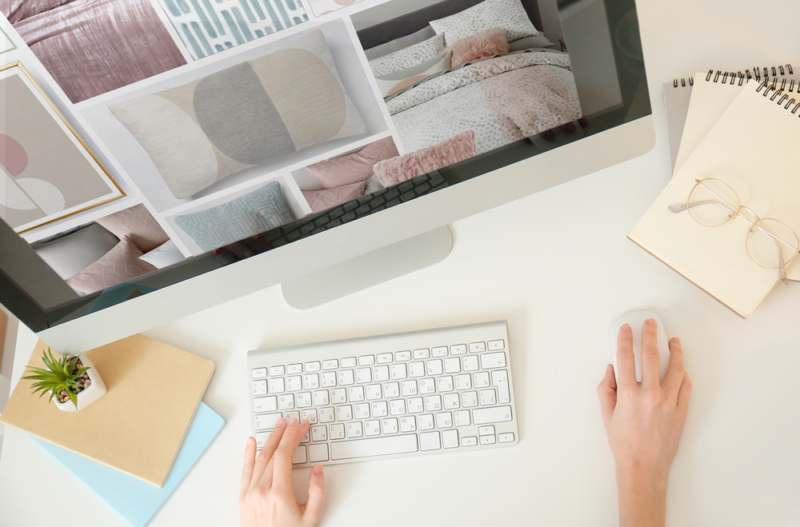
[[597, 319, 692, 527], [240, 418, 326, 527]]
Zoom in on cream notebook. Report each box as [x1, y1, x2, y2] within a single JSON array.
[[674, 67, 797, 174], [0, 334, 215, 487], [630, 80, 800, 318]]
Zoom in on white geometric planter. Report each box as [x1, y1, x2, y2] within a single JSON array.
[[54, 355, 107, 412]]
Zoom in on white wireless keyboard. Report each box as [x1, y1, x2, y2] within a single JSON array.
[[247, 321, 518, 467]]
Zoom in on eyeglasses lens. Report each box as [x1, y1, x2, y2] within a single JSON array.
[[688, 179, 740, 227]]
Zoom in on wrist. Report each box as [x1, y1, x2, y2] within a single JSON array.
[[615, 461, 669, 527]]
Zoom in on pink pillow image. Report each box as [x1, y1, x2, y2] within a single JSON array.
[[450, 28, 510, 67], [306, 137, 399, 189], [302, 181, 366, 213], [66, 239, 157, 295], [374, 130, 476, 187]]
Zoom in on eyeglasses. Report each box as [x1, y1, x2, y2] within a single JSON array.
[[669, 178, 799, 285]]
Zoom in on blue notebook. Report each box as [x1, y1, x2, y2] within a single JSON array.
[[34, 402, 225, 527]]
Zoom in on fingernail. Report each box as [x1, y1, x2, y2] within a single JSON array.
[[671, 337, 681, 345], [314, 465, 324, 477], [246, 437, 253, 448], [289, 417, 297, 425], [621, 324, 631, 332], [646, 318, 656, 326], [276, 417, 286, 427]]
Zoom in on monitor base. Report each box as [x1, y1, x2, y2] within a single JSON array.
[[282, 225, 454, 309]]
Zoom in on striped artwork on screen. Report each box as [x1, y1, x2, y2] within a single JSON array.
[[157, 0, 308, 60]]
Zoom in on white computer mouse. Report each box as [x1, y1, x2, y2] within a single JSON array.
[[609, 311, 670, 383]]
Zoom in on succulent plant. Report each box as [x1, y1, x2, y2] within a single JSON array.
[[22, 348, 91, 409]]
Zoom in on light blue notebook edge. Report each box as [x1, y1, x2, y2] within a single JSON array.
[[33, 402, 226, 527]]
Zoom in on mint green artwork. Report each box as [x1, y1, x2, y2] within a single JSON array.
[[0, 27, 16, 55]]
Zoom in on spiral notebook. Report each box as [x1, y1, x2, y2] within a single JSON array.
[[631, 78, 800, 318], [663, 64, 796, 171]]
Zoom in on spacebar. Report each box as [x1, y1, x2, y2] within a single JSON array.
[[330, 434, 419, 460]]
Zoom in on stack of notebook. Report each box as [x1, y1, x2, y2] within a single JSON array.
[[630, 64, 799, 318], [0, 335, 225, 527]]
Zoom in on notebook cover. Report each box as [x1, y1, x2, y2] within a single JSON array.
[[662, 80, 693, 171], [0, 334, 215, 487], [34, 402, 225, 527], [630, 80, 800, 318]]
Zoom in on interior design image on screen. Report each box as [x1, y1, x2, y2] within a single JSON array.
[[0, 0, 649, 329]]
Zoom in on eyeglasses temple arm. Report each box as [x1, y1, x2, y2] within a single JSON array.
[[668, 200, 735, 214]]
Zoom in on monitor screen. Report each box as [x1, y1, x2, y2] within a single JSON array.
[[0, 0, 650, 331]]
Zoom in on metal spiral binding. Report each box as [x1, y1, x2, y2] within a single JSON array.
[[706, 65, 793, 86], [757, 79, 800, 116], [672, 77, 694, 88]]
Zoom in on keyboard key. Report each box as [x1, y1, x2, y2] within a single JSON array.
[[480, 435, 496, 445], [432, 346, 448, 357], [455, 374, 472, 390], [383, 382, 400, 398], [285, 411, 298, 425], [331, 388, 347, 404], [286, 376, 302, 391], [436, 412, 453, 428], [390, 399, 406, 416], [473, 372, 490, 388], [303, 374, 319, 390], [254, 396, 277, 413], [462, 436, 478, 447], [382, 418, 398, 434], [301, 430, 311, 443], [313, 390, 329, 406], [255, 432, 269, 449], [252, 368, 267, 379], [462, 391, 478, 407], [356, 368, 372, 383], [279, 394, 295, 410], [469, 342, 486, 353], [455, 410, 471, 426], [255, 413, 282, 430], [401, 380, 418, 396], [450, 344, 467, 355], [319, 407, 335, 423], [377, 353, 393, 364], [479, 426, 495, 436], [395, 351, 411, 361], [288, 364, 303, 374], [338, 370, 355, 386], [400, 416, 416, 432], [462, 356, 479, 372], [366, 384, 382, 400], [346, 422, 363, 438], [312, 425, 328, 442], [349, 386, 365, 402], [321, 372, 337, 388], [437, 376, 454, 392], [337, 405, 353, 421], [425, 395, 442, 412], [252, 380, 267, 396], [492, 370, 511, 403], [341, 358, 357, 368], [358, 355, 375, 366], [472, 406, 513, 425], [269, 366, 285, 376], [364, 420, 381, 436], [301, 409, 317, 424], [480, 389, 497, 406], [418, 414, 434, 430], [371, 401, 388, 417], [322, 360, 338, 370], [444, 358, 461, 374], [426, 360, 443, 376], [391, 364, 408, 380], [419, 378, 435, 394], [329, 424, 345, 440], [419, 431, 441, 451], [408, 362, 425, 377], [442, 430, 459, 449], [373, 365, 390, 382], [292, 446, 308, 464], [444, 393, 460, 409], [330, 434, 418, 460], [398, 395, 420, 413], [354, 403, 370, 419], [305, 362, 321, 372], [488, 340, 505, 351], [413, 348, 430, 359], [296, 392, 312, 408], [498, 433, 515, 443], [480, 352, 507, 369], [309, 444, 330, 462]]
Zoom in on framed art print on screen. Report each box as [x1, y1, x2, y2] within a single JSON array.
[[0, 62, 124, 233]]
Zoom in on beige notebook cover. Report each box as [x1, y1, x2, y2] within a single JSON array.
[[630, 80, 800, 318], [675, 69, 798, 174], [0, 334, 215, 487]]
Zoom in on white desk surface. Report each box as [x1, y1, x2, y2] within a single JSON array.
[[2, 0, 800, 525]]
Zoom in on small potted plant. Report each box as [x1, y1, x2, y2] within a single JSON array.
[[23, 348, 107, 412]]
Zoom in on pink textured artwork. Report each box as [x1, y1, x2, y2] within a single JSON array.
[[307, 0, 362, 17], [0, 65, 123, 232]]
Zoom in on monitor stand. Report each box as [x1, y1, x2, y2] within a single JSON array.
[[282, 225, 453, 309]]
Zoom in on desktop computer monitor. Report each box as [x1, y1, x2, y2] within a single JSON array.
[[0, 0, 654, 351]]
